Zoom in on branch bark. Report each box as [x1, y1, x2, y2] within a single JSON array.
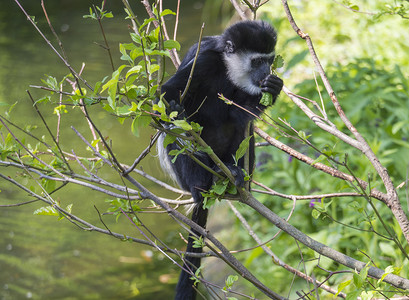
[[240, 192, 409, 290], [280, 0, 409, 243]]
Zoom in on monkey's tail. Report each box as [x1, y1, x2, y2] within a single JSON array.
[[175, 204, 208, 300]]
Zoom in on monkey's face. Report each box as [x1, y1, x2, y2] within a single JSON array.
[[249, 54, 275, 87], [223, 51, 275, 96]]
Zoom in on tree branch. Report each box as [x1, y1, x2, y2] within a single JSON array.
[[281, 0, 409, 243]]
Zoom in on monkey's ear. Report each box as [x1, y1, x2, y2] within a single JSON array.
[[225, 40, 235, 53]]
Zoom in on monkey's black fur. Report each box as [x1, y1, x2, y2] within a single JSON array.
[[158, 20, 283, 300]]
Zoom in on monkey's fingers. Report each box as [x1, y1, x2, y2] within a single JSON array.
[[226, 164, 245, 187], [261, 75, 283, 96]]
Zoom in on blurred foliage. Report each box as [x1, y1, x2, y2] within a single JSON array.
[[249, 59, 409, 298], [225, 0, 409, 298], [257, 0, 409, 86]]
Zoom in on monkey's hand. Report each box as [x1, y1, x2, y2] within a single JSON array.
[[167, 100, 186, 120], [260, 74, 283, 104], [214, 164, 245, 187]]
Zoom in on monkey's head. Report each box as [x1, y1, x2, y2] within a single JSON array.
[[221, 21, 277, 96]]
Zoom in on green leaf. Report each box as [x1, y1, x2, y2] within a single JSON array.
[[391, 120, 406, 135], [213, 181, 227, 195], [310, 154, 327, 165], [162, 134, 176, 148], [139, 17, 156, 31], [260, 92, 273, 106], [153, 99, 166, 114], [33, 206, 59, 217], [272, 54, 284, 70], [226, 184, 237, 195], [235, 136, 252, 162], [164, 40, 181, 51], [53, 105, 68, 115], [173, 119, 192, 131], [131, 114, 152, 137], [131, 119, 140, 137], [377, 265, 395, 284], [101, 65, 127, 97], [119, 43, 134, 62], [335, 279, 351, 297], [224, 275, 238, 289], [169, 148, 186, 163], [116, 104, 133, 116], [191, 122, 203, 133], [359, 263, 370, 284], [160, 9, 176, 17], [169, 111, 179, 119], [192, 236, 204, 248], [41, 75, 58, 90], [311, 209, 321, 219], [34, 96, 51, 105], [65, 204, 73, 214], [5, 101, 18, 118], [298, 130, 311, 140], [346, 290, 361, 300], [126, 65, 143, 79], [353, 271, 364, 289], [189, 265, 203, 286], [360, 291, 375, 300], [41, 179, 56, 194], [202, 194, 216, 209]]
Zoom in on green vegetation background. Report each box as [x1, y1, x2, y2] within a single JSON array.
[[1, 0, 408, 299]]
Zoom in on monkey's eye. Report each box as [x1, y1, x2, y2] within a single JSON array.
[[251, 57, 265, 68]]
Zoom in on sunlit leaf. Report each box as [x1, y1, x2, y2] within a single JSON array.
[[160, 9, 176, 17], [173, 119, 192, 131], [33, 206, 59, 217], [235, 136, 252, 162], [164, 40, 181, 51], [260, 92, 273, 106]]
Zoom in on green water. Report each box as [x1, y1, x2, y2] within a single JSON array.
[[0, 1, 218, 299]]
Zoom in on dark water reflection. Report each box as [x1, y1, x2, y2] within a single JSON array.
[[0, 1, 222, 299]]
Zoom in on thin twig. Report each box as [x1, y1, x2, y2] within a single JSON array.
[[0, 199, 39, 207], [230, 0, 248, 20], [252, 184, 363, 201], [122, 132, 159, 175], [140, 0, 180, 68], [120, 173, 285, 299], [0, 118, 66, 178], [254, 126, 389, 204], [41, 0, 67, 59], [26, 90, 72, 173], [173, 0, 180, 41], [180, 23, 205, 103], [227, 201, 345, 298], [240, 190, 409, 290], [94, 4, 115, 71]]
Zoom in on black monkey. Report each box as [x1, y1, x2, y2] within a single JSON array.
[[157, 20, 283, 300]]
